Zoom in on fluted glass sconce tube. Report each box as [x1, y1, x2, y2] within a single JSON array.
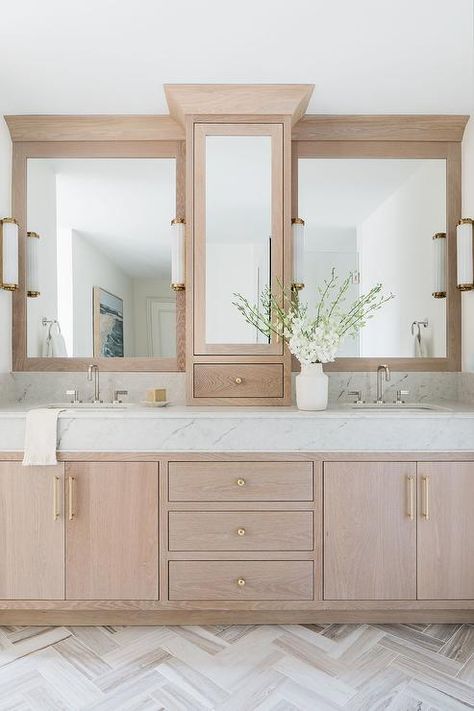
[[26, 231, 40, 297], [291, 217, 305, 292], [0, 217, 19, 291], [171, 218, 185, 291], [457, 218, 474, 291], [432, 232, 447, 298]]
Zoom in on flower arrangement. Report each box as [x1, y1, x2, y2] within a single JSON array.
[[233, 269, 394, 365]]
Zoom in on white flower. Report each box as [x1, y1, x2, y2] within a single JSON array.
[[287, 317, 341, 365]]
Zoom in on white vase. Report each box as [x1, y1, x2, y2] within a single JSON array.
[[295, 363, 328, 411]]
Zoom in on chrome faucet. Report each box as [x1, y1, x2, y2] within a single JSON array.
[[376, 364, 391, 404], [87, 364, 102, 403]]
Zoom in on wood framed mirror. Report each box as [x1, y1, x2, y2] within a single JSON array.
[[292, 138, 462, 372], [11, 136, 185, 372]]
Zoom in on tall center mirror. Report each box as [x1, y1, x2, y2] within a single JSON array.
[[193, 123, 283, 355], [26, 157, 177, 360], [298, 157, 447, 359]]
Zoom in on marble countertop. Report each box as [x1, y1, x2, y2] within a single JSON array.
[[1, 402, 474, 452]]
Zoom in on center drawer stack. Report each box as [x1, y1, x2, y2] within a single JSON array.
[[166, 460, 318, 603]]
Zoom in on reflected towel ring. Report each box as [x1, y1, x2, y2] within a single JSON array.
[[411, 319, 428, 339], [42, 317, 61, 334]]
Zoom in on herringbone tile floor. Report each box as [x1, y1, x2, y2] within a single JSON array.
[[0, 623, 473, 710]]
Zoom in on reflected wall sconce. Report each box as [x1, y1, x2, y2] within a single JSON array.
[[0, 217, 19, 291], [26, 231, 40, 297], [456, 218, 474, 291], [171, 217, 185, 291], [291, 217, 305, 293], [432, 232, 447, 299]]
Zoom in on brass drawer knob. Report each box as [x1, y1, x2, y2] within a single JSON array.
[[236, 478, 246, 487], [235, 377, 242, 384], [237, 528, 246, 536], [237, 578, 246, 587]]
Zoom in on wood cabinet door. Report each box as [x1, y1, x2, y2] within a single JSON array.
[[417, 462, 474, 600], [0, 462, 64, 599], [324, 462, 417, 600], [66, 462, 158, 600]]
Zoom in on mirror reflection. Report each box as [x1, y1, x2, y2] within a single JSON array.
[[26, 158, 176, 358], [205, 135, 272, 344], [298, 158, 447, 358]]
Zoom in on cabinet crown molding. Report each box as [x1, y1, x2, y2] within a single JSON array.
[[164, 83, 314, 125], [4, 114, 184, 142]]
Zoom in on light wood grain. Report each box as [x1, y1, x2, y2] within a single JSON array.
[[292, 114, 469, 142], [12, 140, 185, 372], [65, 461, 159, 600], [168, 511, 313, 551], [193, 363, 284, 398], [0, 462, 64, 599], [5, 114, 184, 141], [168, 461, 313, 501], [324, 461, 417, 600], [164, 84, 314, 126], [168, 560, 314, 600], [417, 462, 474, 600]]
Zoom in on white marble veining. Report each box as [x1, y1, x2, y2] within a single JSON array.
[[1, 370, 473, 454], [0, 370, 465, 407], [1, 402, 474, 453]]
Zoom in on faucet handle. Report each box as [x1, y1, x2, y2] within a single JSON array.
[[113, 389, 128, 404], [394, 389, 409, 404], [65, 388, 80, 404], [348, 390, 364, 404]]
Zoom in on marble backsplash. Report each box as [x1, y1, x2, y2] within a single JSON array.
[[0, 369, 471, 407]]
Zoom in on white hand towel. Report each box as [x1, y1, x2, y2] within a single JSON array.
[[414, 333, 427, 358], [22, 408, 65, 466], [51, 330, 67, 357]]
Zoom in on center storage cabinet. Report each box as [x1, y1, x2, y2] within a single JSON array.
[[1, 454, 474, 624]]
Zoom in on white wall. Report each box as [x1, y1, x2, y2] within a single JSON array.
[[0, 119, 12, 374], [71, 232, 134, 357], [358, 162, 446, 357], [462, 115, 474, 371]]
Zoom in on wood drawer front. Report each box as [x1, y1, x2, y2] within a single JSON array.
[[168, 462, 313, 502], [169, 512, 313, 551], [193, 364, 283, 398], [169, 561, 314, 600]]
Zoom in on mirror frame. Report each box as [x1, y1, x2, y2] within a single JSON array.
[[292, 139, 462, 372], [12, 139, 186, 371]]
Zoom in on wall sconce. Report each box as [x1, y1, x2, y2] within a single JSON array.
[[291, 217, 305, 293], [456, 218, 474, 291], [26, 231, 40, 297], [432, 232, 447, 299], [0, 218, 19, 291], [171, 218, 185, 291]]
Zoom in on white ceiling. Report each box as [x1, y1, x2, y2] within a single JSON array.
[[0, 0, 472, 116]]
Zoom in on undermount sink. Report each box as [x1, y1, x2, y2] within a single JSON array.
[[351, 402, 450, 412]]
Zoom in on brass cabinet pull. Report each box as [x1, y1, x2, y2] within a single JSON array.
[[406, 476, 415, 520], [237, 578, 246, 587], [421, 476, 430, 520], [234, 377, 242, 384], [236, 478, 246, 487], [237, 528, 246, 536], [53, 476, 60, 521], [68, 476, 75, 521]]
